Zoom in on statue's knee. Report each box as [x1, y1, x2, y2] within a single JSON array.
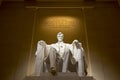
[[65, 48, 71, 54], [50, 47, 57, 53]]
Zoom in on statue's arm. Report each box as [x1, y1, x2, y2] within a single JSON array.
[[35, 40, 47, 56], [72, 40, 82, 49], [71, 39, 85, 59], [72, 40, 88, 75]]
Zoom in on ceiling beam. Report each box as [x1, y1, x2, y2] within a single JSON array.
[[84, 0, 96, 2], [25, 0, 36, 1]]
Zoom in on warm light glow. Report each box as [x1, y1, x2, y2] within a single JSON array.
[[39, 16, 81, 35], [41, 16, 80, 28]]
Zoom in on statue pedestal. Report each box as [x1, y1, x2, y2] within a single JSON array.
[[24, 72, 95, 80]]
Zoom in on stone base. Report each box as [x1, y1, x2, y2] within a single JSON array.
[[24, 72, 95, 80]]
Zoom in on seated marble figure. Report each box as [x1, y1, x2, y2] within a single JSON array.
[[34, 32, 87, 76]]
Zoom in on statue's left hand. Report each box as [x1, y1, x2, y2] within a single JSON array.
[[73, 39, 79, 44], [72, 40, 82, 48]]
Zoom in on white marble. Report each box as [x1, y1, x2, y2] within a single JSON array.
[[34, 32, 87, 76]]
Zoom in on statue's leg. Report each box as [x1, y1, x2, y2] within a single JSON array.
[[45, 47, 57, 68], [62, 48, 72, 72], [49, 47, 57, 68], [46, 47, 58, 75]]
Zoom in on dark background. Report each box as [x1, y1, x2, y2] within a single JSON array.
[[0, 1, 120, 80]]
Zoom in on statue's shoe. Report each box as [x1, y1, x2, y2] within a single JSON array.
[[50, 67, 57, 76]]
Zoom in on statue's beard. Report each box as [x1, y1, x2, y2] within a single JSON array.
[[58, 39, 63, 42]]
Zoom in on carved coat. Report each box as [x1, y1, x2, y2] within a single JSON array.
[[34, 40, 87, 76]]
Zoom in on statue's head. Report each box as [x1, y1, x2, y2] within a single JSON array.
[[57, 32, 64, 42]]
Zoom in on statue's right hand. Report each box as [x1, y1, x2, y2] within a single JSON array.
[[36, 40, 46, 56], [38, 40, 46, 48]]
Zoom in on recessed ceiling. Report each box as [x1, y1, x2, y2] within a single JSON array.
[[1, 0, 84, 1], [96, 0, 117, 1], [3, 0, 24, 1], [2, 0, 118, 1]]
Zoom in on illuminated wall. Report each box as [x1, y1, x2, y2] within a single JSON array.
[[84, 8, 120, 80]]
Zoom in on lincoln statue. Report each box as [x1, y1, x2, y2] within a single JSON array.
[[34, 32, 87, 76]]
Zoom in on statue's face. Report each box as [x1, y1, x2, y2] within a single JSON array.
[[57, 33, 64, 42]]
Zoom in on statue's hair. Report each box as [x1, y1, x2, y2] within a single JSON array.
[[57, 32, 64, 37]]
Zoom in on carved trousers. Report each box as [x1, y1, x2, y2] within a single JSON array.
[[45, 47, 74, 72]]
